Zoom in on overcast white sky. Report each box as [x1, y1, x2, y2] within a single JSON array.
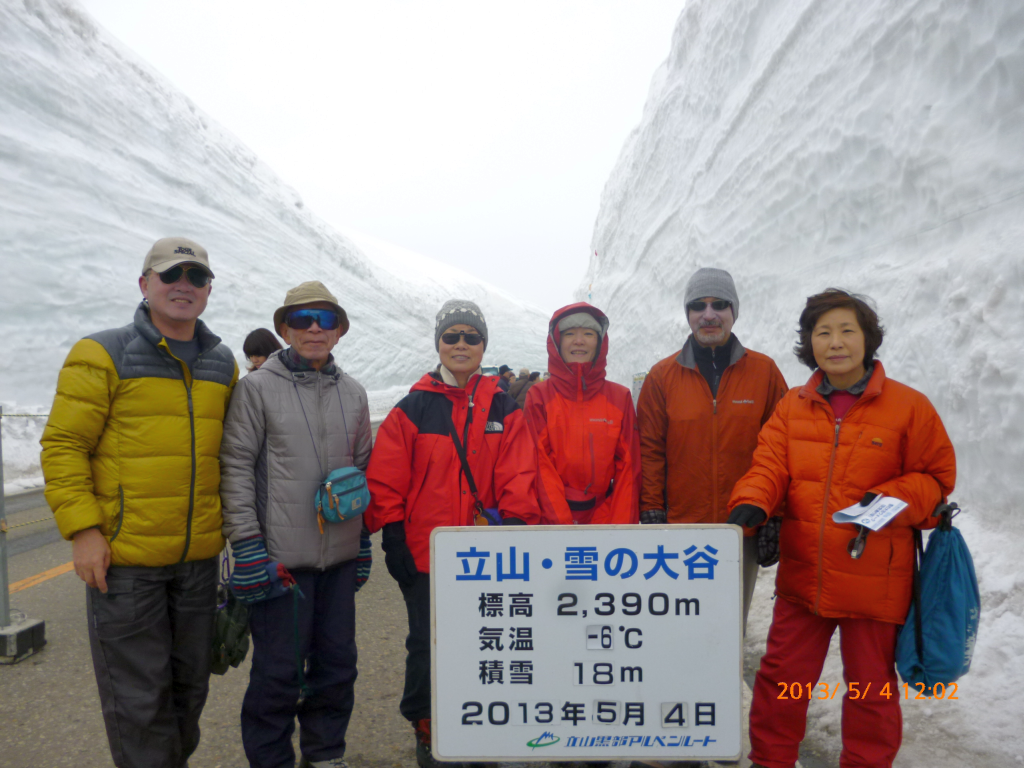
[[78, 1, 684, 314]]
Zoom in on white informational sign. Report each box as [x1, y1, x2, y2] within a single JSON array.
[[430, 525, 742, 762], [832, 495, 908, 531]]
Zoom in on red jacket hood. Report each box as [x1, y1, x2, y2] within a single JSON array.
[[547, 302, 610, 401]]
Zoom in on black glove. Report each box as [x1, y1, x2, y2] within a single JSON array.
[[640, 509, 667, 525], [381, 522, 419, 586], [727, 504, 767, 528], [756, 516, 782, 567], [859, 492, 878, 506], [502, 517, 527, 526]]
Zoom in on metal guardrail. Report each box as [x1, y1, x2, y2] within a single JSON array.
[[1, 406, 12, 627], [0, 404, 392, 626]]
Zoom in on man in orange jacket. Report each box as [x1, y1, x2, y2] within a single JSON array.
[[637, 267, 788, 634]]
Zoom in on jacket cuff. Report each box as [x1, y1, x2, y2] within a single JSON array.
[[56, 508, 106, 542]]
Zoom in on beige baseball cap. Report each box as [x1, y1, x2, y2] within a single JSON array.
[[142, 237, 214, 277], [273, 281, 350, 337]]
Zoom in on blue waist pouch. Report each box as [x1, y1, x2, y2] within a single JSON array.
[[315, 466, 371, 524]]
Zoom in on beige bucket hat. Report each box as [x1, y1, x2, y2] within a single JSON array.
[[273, 281, 349, 337], [142, 237, 214, 276]]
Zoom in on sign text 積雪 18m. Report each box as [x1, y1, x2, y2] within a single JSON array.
[[430, 525, 743, 762]]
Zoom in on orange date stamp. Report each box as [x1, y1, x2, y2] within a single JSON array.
[[777, 681, 959, 700]]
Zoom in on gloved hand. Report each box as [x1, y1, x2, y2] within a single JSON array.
[[230, 535, 273, 604], [640, 509, 667, 525], [381, 521, 419, 586], [265, 560, 300, 600], [502, 516, 527, 526], [757, 516, 782, 567], [727, 504, 767, 528], [859, 492, 879, 506], [355, 528, 372, 592]]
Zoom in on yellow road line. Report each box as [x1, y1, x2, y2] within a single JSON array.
[[8, 562, 75, 594]]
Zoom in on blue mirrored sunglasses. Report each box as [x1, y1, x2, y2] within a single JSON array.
[[285, 309, 341, 330]]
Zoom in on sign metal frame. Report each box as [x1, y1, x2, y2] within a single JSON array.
[[430, 524, 743, 762]]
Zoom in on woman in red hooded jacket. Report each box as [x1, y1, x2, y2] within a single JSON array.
[[524, 303, 640, 525]]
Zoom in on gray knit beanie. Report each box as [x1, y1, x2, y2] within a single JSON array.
[[557, 312, 603, 335], [684, 267, 739, 320], [435, 299, 488, 351]]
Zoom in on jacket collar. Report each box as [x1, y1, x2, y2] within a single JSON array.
[[258, 349, 339, 382], [134, 301, 221, 354], [411, 370, 491, 400], [281, 347, 338, 376], [815, 362, 875, 396], [800, 360, 887, 405], [438, 364, 483, 388], [676, 333, 746, 370]]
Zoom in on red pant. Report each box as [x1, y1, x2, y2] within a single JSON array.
[[749, 596, 902, 768]]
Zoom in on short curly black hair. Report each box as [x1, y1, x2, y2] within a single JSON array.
[[794, 289, 884, 370]]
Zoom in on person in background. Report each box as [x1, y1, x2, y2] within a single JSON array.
[[243, 327, 282, 372], [220, 281, 372, 768], [637, 267, 788, 639], [497, 364, 514, 392], [514, 371, 541, 408], [364, 299, 540, 768], [40, 237, 237, 768], [729, 289, 956, 768], [507, 366, 531, 402], [524, 303, 640, 525]]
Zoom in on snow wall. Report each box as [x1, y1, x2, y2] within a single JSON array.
[[0, 0, 548, 486], [585, 0, 1024, 764]]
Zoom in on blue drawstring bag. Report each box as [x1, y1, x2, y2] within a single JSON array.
[[896, 503, 980, 697], [316, 466, 371, 523]]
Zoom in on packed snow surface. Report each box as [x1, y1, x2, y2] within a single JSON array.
[[586, 0, 1024, 764], [0, 0, 547, 487]]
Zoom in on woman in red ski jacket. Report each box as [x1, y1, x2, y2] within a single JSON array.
[[523, 303, 640, 525], [364, 299, 539, 768]]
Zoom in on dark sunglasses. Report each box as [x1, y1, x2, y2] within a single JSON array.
[[158, 264, 212, 288], [440, 331, 484, 346], [285, 309, 341, 330], [686, 299, 732, 313]]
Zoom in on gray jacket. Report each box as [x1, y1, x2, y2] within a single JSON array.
[[220, 351, 372, 569]]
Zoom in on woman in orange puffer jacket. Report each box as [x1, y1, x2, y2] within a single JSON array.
[[524, 303, 640, 525], [727, 289, 956, 768]]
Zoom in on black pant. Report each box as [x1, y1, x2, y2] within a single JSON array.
[[242, 559, 358, 768], [87, 558, 218, 768], [398, 572, 432, 722]]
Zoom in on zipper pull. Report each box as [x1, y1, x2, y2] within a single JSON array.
[[713, 398, 717, 415], [834, 418, 841, 445]]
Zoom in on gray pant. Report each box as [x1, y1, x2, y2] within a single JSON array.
[[742, 534, 759, 636], [87, 558, 218, 768]]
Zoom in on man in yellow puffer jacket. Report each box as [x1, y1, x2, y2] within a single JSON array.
[[40, 237, 237, 768]]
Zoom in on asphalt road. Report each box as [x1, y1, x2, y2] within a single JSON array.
[[1, 486, 824, 768]]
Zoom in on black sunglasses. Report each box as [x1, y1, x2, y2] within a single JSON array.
[[158, 264, 212, 288], [686, 299, 731, 313], [285, 309, 341, 330], [440, 331, 484, 346]]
